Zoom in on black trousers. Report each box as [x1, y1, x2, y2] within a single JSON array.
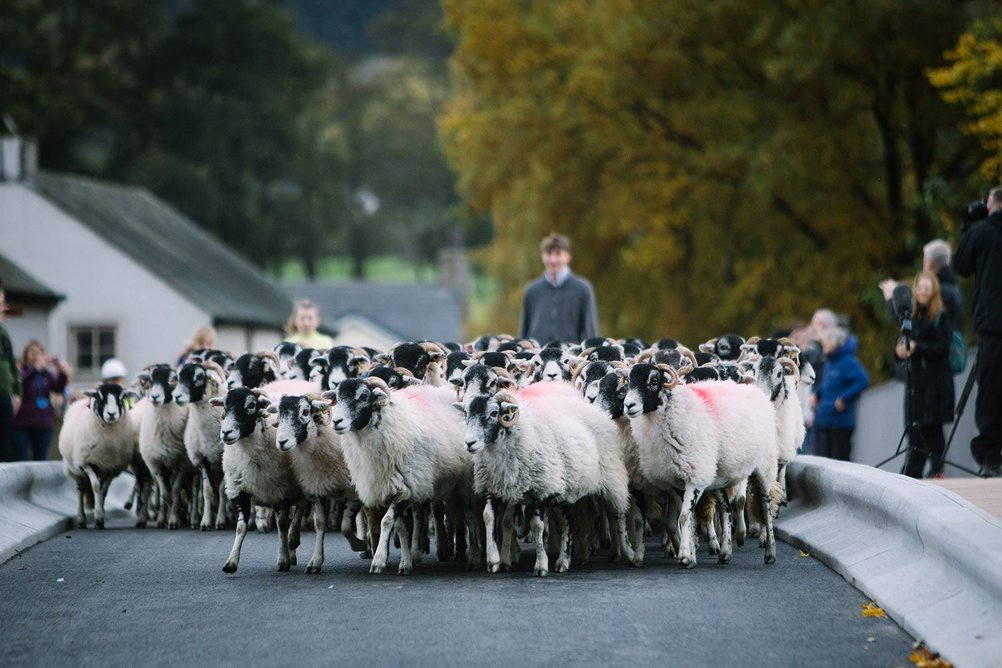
[[816, 427, 854, 462], [972, 333, 1002, 467], [903, 424, 947, 479], [0, 395, 13, 463]]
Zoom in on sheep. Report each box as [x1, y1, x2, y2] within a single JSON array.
[[173, 360, 229, 530], [457, 387, 636, 576], [312, 345, 370, 390], [209, 382, 313, 573], [624, 363, 781, 568], [268, 393, 368, 573], [58, 384, 142, 529], [137, 364, 193, 530], [327, 378, 476, 575], [375, 341, 445, 381], [365, 364, 422, 390], [524, 346, 577, 384], [225, 351, 280, 390], [571, 359, 612, 403], [699, 334, 747, 383], [444, 350, 472, 388], [273, 341, 303, 378]]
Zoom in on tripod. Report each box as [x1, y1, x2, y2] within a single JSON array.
[[875, 321, 981, 477]]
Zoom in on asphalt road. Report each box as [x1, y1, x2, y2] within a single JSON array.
[[0, 511, 914, 667]]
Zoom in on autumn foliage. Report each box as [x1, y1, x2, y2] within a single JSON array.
[[440, 0, 994, 377]]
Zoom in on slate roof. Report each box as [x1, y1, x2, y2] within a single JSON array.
[[0, 252, 64, 306], [33, 172, 291, 329], [284, 282, 464, 344]]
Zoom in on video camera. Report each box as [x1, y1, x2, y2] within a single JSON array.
[[891, 284, 913, 337], [965, 199, 988, 223]]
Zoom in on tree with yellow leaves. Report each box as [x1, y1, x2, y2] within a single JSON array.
[[440, 0, 991, 376]]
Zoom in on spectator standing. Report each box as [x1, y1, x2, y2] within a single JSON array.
[[895, 272, 955, 478], [954, 185, 1002, 477], [0, 284, 22, 462], [12, 340, 71, 461], [519, 233, 599, 345], [177, 325, 217, 366], [812, 326, 870, 461], [285, 299, 335, 349], [880, 239, 963, 328]]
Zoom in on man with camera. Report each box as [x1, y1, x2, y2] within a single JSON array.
[[954, 187, 1002, 477]]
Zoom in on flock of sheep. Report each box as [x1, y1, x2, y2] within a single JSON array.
[[57, 333, 812, 577]]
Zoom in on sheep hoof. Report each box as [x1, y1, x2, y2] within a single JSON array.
[[95, 519, 105, 530], [533, 567, 548, 577], [168, 522, 179, 531], [679, 556, 696, 570], [135, 520, 146, 529], [369, 563, 385, 574], [200, 523, 211, 532], [397, 564, 412, 575], [632, 556, 645, 568], [487, 561, 500, 574], [215, 522, 227, 531], [765, 554, 776, 565], [718, 553, 731, 564], [157, 521, 167, 529], [555, 559, 570, 573], [735, 536, 745, 548], [289, 553, 297, 566], [304, 562, 322, 574], [708, 545, 719, 556], [222, 561, 238, 574]]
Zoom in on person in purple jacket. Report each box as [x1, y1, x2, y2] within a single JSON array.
[[811, 326, 870, 461], [12, 339, 72, 461]]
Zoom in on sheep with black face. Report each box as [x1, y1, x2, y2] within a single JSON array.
[[137, 364, 192, 530]]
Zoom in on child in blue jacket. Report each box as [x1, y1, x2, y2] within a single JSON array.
[[812, 326, 870, 461]]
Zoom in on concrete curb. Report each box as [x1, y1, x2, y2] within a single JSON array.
[[777, 455, 1002, 668], [0, 462, 133, 565]]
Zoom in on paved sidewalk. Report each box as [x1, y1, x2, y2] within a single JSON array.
[[926, 477, 1002, 521]]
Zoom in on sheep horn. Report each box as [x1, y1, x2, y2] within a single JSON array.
[[493, 391, 520, 428], [257, 351, 281, 371], [679, 346, 698, 371], [779, 357, 800, 382], [393, 366, 417, 378], [655, 363, 679, 390], [365, 376, 392, 394]]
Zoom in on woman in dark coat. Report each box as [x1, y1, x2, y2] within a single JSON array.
[[12, 339, 70, 461], [896, 272, 955, 478]]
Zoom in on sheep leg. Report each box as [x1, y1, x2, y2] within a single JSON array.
[[483, 495, 501, 573], [466, 496, 484, 571], [274, 504, 293, 572], [662, 491, 681, 559], [714, 490, 733, 564], [341, 501, 369, 552], [753, 474, 778, 565], [555, 505, 572, 573], [370, 502, 400, 574], [214, 474, 228, 530], [305, 497, 327, 574], [628, 493, 645, 566], [677, 485, 701, 569], [154, 469, 170, 529], [223, 493, 252, 573], [395, 505, 414, 575], [700, 495, 719, 556], [729, 480, 747, 548], [500, 502, 517, 572], [73, 476, 88, 529], [83, 466, 107, 529], [530, 506, 548, 577], [167, 469, 185, 530], [433, 500, 451, 562], [289, 502, 307, 565], [410, 503, 426, 564]]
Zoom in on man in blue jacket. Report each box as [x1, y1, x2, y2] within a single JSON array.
[[954, 185, 1002, 477], [812, 326, 870, 461]]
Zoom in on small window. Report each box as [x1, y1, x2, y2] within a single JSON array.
[[69, 325, 117, 377]]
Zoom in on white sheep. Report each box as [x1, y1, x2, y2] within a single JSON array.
[[268, 392, 369, 573], [624, 363, 781, 568], [209, 380, 315, 573], [58, 384, 141, 529], [458, 386, 636, 576], [173, 360, 229, 530], [327, 378, 476, 575], [137, 364, 192, 530]]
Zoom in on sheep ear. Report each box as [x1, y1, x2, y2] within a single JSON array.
[[310, 400, 330, 412], [401, 375, 421, 387], [320, 389, 337, 403], [123, 390, 142, 402], [84, 389, 98, 398], [137, 372, 152, 389], [208, 397, 225, 407], [451, 402, 466, 414], [168, 371, 179, 388], [266, 404, 279, 414]]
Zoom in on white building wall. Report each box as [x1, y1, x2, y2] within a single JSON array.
[[3, 306, 51, 356], [214, 325, 283, 356], [0, 183, 210, 388]]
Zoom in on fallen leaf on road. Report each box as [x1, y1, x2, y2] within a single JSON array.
[[56, 578, 64, 583], [799, 550, 810, 557], [861, 602, 886, 618], [908, 644, 951, 667]]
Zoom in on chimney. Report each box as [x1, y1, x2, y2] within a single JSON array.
[[438, 247, 470, 319], [1, 136, 38, 182]]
